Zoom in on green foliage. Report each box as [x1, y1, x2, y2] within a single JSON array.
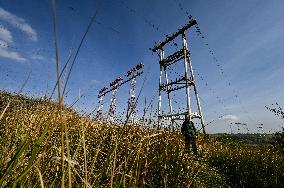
[[273, 128, 284, 150], [215, 134, 242, 146], [206, 140, 284, 187]]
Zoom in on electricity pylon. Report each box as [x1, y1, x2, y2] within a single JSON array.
[[95, 87, 108, 120], [95, 64, 144, 123], [126, 63, 144, 123], [151, 18, 206, 134], [108, 77, 123, 122]]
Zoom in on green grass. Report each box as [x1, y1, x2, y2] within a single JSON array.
[[0, 91, 284, 187]]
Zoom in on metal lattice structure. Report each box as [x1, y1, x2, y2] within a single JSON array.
[[126, 63, 144, 123], [108, 77, 123, 122], [128, 78, 137, 123], [95, 64, 144, 123], [151, 19, 206, 134], [95, 87, 107, 120]]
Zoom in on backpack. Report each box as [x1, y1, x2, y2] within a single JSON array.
[[181, 120, 196, 138]]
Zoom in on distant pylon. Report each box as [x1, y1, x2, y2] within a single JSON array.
[[95, 87, 108, 120], [128, 78, 137, 123], [108, 77, 123, 122], [95, 96, 104, 119], [96, 64, 144, 124], [151, 18, 206, 134], [126, 63, 144, 124]]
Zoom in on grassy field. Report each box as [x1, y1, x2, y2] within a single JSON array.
[[0, 91, 284, 187]]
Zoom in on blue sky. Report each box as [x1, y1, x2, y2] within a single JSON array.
[[0, 0, 283, 133]]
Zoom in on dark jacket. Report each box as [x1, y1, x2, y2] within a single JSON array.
[[181, 120, 197, 138]]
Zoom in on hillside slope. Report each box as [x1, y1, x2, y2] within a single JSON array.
[[0, 92, 283, 187]]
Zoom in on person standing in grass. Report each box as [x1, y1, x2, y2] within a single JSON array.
[[181, 116, 198, 155]]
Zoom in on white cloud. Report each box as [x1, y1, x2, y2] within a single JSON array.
[[0, 7, 37, 41], [0, 39, 26, 62], [0, 26, 12, 42], [221, 114, 238, 121], [0, 48, 26, 62]]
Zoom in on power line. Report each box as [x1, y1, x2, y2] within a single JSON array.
[[173, 0, 257, 124]]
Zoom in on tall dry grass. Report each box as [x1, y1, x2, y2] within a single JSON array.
[[0, 92, 226, 187]]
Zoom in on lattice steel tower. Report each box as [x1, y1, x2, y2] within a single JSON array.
[[108, 77, 123, 122], [95, 64, 144, 123], [151, 19, 206, 134], [126, 63, 144, 123], [95, 87, 108, 120]]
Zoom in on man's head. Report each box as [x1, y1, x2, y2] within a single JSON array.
[[185, 115, 190, 121]]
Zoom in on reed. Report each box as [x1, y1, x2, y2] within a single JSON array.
[[1, 92, 284, 187]]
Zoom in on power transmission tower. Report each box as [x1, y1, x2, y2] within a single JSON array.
[[108, 77, 123, 122], [126, 63, 144, 124], [95, 87, 108, 120], [151, 19, 206, 134], [95, 64, 144, 123]]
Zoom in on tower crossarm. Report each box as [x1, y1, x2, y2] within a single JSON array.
[[160, 76, 194, 92], [122, 71, 143, 86], [158, 111, 202, 120], [98, 71, 143, 98], [151, 19, 197, 52], [159, 49, 190, 67], [166, 85, 187, 93]]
